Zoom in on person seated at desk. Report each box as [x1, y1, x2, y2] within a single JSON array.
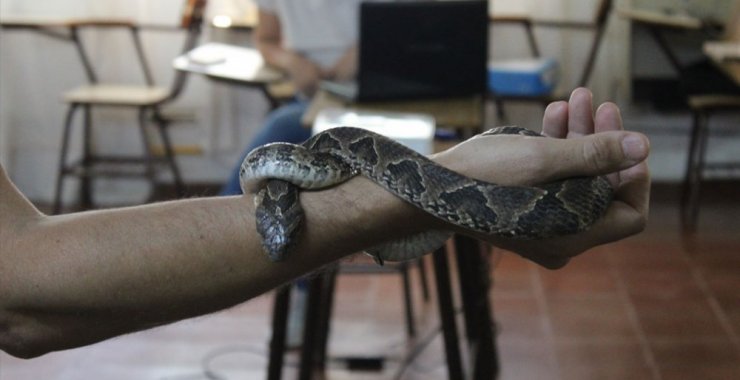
[[0, 89, 650, 358], [221, 0, 367, 195]]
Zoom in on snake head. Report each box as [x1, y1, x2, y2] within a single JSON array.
[[254, 181, 304, 262]]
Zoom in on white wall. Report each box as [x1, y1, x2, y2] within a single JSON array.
[[4, 0, 696, 204], [0, 0, 269, 204], [490, 0, 633, 103]]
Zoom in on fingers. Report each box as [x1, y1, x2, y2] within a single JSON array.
[[539, 131, 650, 182], [543, 88, 606, 139], [588, 200, 648, 246], [594, 102, 623, 133], [613, 160, 651, 218], [567, 88, 595, 137], [499, 88, 651, 270], [542, 101, 568, 138]]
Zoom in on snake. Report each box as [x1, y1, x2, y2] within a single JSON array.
[[239, 126, 614, 264]]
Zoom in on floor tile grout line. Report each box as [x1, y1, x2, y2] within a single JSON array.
[[607, 251, 663, 380], [529, 264, 561, 380], [690, 266, 740, 354]]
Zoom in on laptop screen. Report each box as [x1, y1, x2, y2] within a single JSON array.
[[357, 0, 488, 101]]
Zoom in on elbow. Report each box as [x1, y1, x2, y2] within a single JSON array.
[[0, 311, 54, 359], [1, 343, 49, 360]]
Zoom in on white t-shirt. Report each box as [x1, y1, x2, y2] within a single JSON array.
[[256, 0, 368, 69]]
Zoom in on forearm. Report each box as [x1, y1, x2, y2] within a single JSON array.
[[1, 177, 435, 357]]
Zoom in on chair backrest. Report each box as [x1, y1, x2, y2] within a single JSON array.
[[181, 0, 208, 30], [577, 0, 613, 87], [164, 0, 208, 102], [724, 1, 740, 42], [515, 0, 614, 88]]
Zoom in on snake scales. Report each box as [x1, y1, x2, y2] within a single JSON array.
[[239, 126, 614, 264]]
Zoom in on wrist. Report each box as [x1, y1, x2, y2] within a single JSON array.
[[299, 177, 443, 259]]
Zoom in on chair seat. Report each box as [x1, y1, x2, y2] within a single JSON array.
[[688, 94, 740, 111], [63, 84, 170, 106]]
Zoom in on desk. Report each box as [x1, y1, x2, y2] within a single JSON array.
[[1, 16, 179, 83], [210, 4, 259, 32], [173, 43, 291, 152], [303, 90, 484, 131], [0, 16, 138, 29], [173, 43, 284, 86], [1, 16, 131, 83], [703, 41, 740, 85], [617, 7, 704, 74], [174, 42, 291, 110], [616, 7, 702, 29]]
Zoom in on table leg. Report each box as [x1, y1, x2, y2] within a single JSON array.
[[266, 286, 292, 380], [454, 236, 498, 380], [432, 246, 465, 380]]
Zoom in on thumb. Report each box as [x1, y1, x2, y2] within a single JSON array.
[[543, 131, 650, 182]]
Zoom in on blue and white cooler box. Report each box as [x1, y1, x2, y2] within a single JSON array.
[[487, 58, 559, 96]]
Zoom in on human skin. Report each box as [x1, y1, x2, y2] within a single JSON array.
[[0, 88, 649, 358], [254, 8, 356, 96]]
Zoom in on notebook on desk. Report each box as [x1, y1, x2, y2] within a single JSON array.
[[321, 0, 488, 102]]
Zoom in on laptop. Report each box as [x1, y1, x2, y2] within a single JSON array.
[[321, 0, 488, 102]]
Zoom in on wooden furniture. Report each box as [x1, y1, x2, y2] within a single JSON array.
[[270, 102, 495, 379], [52, 0, 208, 213], [303, 90, 484, 132], [681, 4, 740, 231], [273, 238, 496, 380], [488, 0, 613, 122], [616, 5, 704, 76], [0, 17, 185, 85], [210, 2, 259, 32], [173, 42, 290, 109]]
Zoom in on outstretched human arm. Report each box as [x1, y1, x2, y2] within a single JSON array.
[[0, 88, 650, 358], [0, 167, 434, 359]]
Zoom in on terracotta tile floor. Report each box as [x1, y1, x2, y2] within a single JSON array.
[[1, 184, 739, 379]]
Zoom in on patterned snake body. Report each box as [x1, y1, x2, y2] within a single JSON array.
[[240, 126, 614, 263]]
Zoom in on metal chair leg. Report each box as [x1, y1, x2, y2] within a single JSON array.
[[138, 108, 156, 187], [53, 104, 79, 215], [153, 110, 186, 197], [298, 274, 326, 380], [454, 236, 498, 379], [267, 286, 292, 380], [79, 105, 94, 210], [400, 262, 416, 337], [432, 245, 465, 380], [417, 257, 430, 302], [682, 109, 710, 231], [315, 269, 338, 371]]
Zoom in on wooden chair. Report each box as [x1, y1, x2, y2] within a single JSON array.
[[489, 0, 613, 122], [681, 3, 740, 231], [52, 0, 208, 214]]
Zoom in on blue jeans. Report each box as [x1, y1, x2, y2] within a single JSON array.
[[221, 100, 312, 195]]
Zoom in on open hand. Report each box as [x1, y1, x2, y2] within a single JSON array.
[[433, 88, 651, 268]]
